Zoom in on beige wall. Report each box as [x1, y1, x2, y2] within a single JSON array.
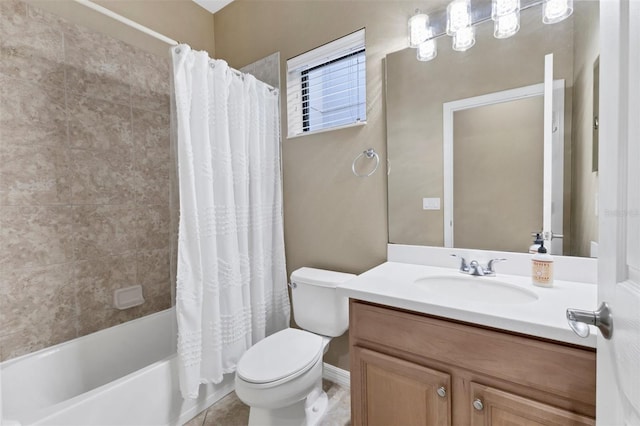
[[571, 1, 599, 257], [213, 0, 424, 369], [25, 0, 215, 57], [386, 8, 575, 251]]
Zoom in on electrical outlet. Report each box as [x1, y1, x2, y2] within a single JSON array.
[[422, 198, 441, 210]]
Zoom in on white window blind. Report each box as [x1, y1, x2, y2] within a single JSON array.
[[287, 28, 366, 137]]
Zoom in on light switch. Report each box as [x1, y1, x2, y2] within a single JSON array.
[[422, 197, 441, 210]]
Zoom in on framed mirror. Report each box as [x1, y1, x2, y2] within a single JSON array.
[[386, 0, 599, 257]]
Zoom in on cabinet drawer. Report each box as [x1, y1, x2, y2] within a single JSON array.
[[350, 301, 596, 408]]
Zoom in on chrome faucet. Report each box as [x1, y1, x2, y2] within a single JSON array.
[[451, 254, 507, 277], [451, 254, 470, 273]]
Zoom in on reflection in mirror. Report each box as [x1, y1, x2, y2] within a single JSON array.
[[386, 1, 599, 257], [447, 89, 545, 254]]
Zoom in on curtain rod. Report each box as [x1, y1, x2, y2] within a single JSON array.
[[72, 0, 278, 93], [73, 0, 179, 45]]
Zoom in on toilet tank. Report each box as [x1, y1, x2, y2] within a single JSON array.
[[290, 267, 355, 337]]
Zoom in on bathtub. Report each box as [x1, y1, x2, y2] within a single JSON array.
[[1, 308, 235, 426]]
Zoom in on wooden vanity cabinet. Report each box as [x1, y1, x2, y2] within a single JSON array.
[[469, 383, 594, 426], [353, 347, 451, 426], [349, 300, 596, 426]]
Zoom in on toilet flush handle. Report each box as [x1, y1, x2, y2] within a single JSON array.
[[288, 282, 297, 289]]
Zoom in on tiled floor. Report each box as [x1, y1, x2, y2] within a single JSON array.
[[183, 380, 351, 426]]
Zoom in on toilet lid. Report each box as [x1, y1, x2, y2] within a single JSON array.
[[237, 328, 323, 384]]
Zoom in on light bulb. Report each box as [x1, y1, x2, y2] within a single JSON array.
[[494, 11, 520, 38], [543, 0, 573, 24], [446, 0, 472, 36], [417, 36, 437, 62], [408, 12, 430, 48], [452, 26, 475, 51], [492, 0, 519, 19]]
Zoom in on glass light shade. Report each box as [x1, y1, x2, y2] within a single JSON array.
[[446, 0, 472, 36], [452, 26, 475, 51], [543, 0, 573, 24], [417, 37, 437, 62], [492, 0, 519, 19], [408, 12, 430, 48], [494, 11, 520, 38]]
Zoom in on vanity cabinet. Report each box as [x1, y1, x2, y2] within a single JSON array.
[[353, 347, 451, 426], [349, 300, 596, 426], [469, 382, 593, 426]]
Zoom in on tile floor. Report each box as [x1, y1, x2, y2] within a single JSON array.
[[183, 380, 351, 426]]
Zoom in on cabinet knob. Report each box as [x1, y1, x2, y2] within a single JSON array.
[[436, 386, 447, 398], [473, 398, 484, 411]]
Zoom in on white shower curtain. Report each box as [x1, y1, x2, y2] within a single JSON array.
[[171, 45, 290, 399]]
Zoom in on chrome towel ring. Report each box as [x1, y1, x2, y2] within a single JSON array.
[[352, 148, 380, 177]]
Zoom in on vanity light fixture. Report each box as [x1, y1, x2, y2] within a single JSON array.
[[447, 0, 475, 51], [493, 11, 520, 38], [492, 0, 519, 17], [417, 34, 437, 61], [452, 26, 476, 51], [409, 10, 437, 61], [407, 0, 573, 63], [542, 0, 573, 24], [408, 11, 431, 47], [446, 0, 472, 35], [492, 0, 520, 38]]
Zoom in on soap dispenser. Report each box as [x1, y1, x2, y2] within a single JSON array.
[[529, 233, 543, 254], [532, 241, 554, 287]]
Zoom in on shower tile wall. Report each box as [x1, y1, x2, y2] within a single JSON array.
[[0, 0, 172, 361]]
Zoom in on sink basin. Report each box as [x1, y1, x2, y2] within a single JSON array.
[[414, 275, 539, 305]]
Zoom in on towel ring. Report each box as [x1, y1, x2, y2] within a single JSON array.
[[352, 148, 380, 178]]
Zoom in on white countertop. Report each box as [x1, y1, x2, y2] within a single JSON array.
[[338, 261, 598, 348]]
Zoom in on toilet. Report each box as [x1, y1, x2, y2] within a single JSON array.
[[235, 267, 355, 426]]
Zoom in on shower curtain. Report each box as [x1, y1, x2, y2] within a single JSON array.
[[171, 45, 290, 399]]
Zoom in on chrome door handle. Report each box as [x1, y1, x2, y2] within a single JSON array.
[[566, 302, 613, 339], [543, 231, 564, 240]]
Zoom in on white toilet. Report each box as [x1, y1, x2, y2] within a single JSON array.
[[235, 267, 355, 426]]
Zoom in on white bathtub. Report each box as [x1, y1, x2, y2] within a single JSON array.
[[0, 308, 235, 426]]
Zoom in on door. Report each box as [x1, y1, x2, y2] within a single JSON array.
[[597, 0, 640, 424], [443, 82, 564, 253], [351, 347, 451, 426], [470, 382, 594, 426]]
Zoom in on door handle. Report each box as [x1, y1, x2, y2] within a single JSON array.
[[543, 231, 564, 240], [566, 302, 613, 339]]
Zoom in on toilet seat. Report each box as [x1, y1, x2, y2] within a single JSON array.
[[237, 328, 323, 385]]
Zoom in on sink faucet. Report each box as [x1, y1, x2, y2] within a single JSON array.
[[451, 255, 507, 277]]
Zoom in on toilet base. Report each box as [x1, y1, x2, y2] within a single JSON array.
[[247, 379, 328, 426]]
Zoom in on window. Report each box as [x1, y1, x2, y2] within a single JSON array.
[[287, 29, 366, 137]]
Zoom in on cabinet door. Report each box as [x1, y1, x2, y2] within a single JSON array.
[[470, 382, 594, 426], [351, 346, 451, 426]]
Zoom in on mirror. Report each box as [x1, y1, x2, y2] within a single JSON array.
[[386, 1, 599, 257]]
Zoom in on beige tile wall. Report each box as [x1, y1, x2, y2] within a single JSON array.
[[0, 0, 172, 361]]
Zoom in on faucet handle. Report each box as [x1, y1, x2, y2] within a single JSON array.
[[451, 254, 469, 273], [486, 258, 507, 274]]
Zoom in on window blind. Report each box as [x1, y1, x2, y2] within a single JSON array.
[[287, 29, 366, 137]]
